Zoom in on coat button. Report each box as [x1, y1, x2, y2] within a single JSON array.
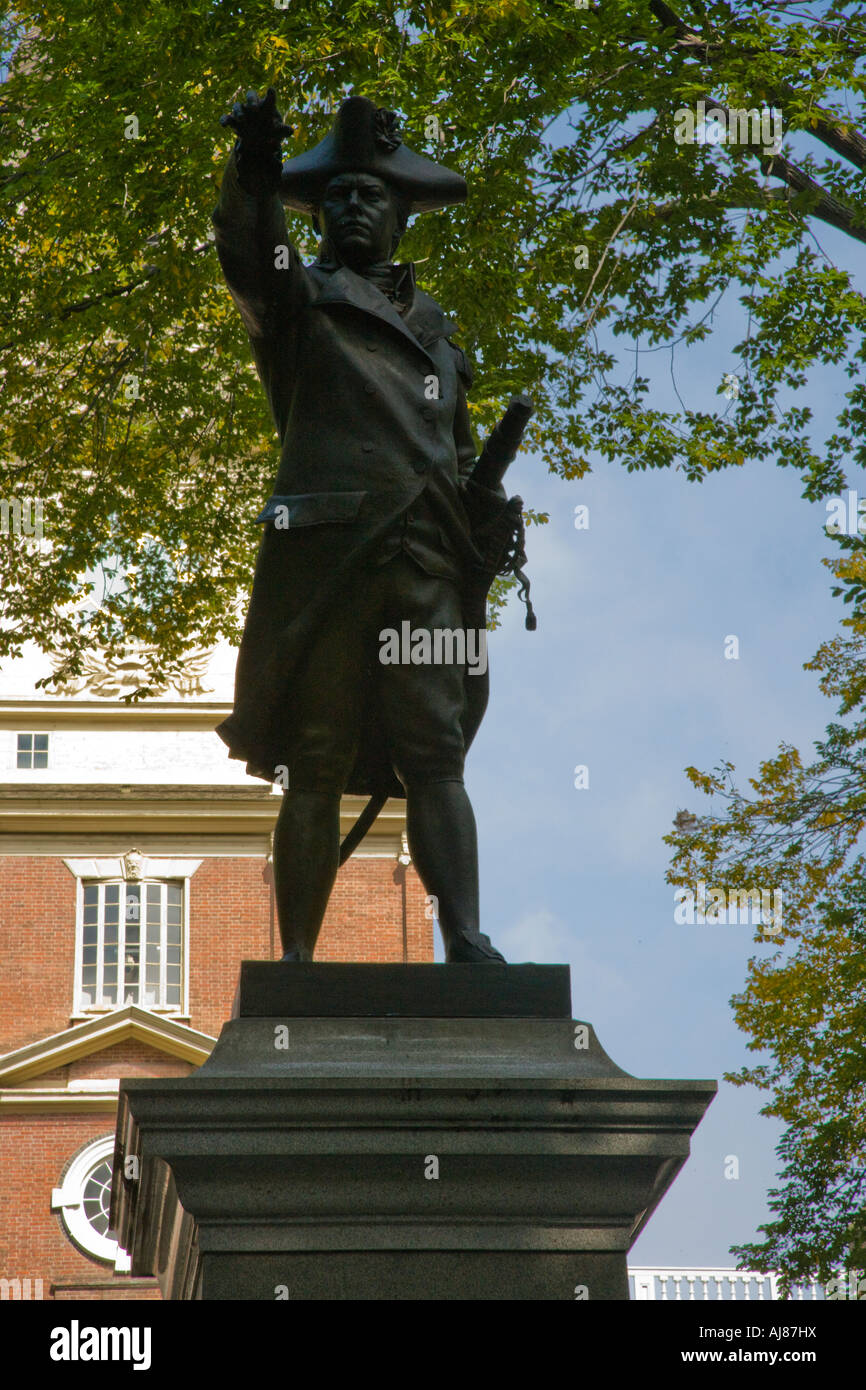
[[365, 342, 378, 351], [364, 383, 375, 393], [421, 406, 435, 420], [413, 460, 428, 474]]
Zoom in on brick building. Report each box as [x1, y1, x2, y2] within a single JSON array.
[[0, 641, 432, 1300]]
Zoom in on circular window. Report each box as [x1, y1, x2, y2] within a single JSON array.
[[81, 1157, 113, 1237], [52, 1136, 130, 1270]]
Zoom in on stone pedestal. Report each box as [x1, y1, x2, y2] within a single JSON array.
[[111, 964, 715, 1300]]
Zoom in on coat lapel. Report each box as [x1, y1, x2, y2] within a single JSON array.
[[309, 264, 454, 365]]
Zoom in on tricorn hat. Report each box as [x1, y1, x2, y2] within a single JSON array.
[[279, 96, 467, 215]]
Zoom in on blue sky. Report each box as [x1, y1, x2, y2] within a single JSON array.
[[442, 225, 856, 1266]]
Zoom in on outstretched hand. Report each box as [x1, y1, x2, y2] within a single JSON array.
[[220, 87, 293, 146], [220, 88, 293, 196]]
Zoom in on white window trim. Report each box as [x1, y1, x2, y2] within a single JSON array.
[[15, 730, 50, 770], [65, 856, 200, 1019], [51, 1133, 130, 1272]]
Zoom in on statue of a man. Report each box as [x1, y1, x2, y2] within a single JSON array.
[[213, 89, 529, 964]]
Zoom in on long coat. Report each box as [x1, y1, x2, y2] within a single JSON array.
[[211, 150, 500, 796]]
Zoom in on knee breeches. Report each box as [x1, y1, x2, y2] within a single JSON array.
[[286, 556, 470, 793]]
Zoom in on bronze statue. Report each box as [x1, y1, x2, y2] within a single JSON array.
[[212, 90, 534, 964]]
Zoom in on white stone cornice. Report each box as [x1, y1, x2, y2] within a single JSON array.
[[0, 788, 407, 845], [0, 784, 278, 836], [62, 855, 202, 881], [1, 1091, 121, 1113], [0, 699, 231, 730]]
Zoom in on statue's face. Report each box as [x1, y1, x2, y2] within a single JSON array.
[[318, 172, 402, 269]]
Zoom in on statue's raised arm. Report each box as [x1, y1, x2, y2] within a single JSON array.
[[212, 87, 302, 342]]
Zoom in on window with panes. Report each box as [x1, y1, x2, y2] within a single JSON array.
[[16, 732, 49, 767], [80, 879, 183, 1011]]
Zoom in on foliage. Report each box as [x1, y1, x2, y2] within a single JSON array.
[[665, 599, 866, 1287], [1, 0, 865, 688]]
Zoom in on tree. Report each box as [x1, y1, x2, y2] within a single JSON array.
[[665, 579, 866, 1290], [2, 1, 866, 688]]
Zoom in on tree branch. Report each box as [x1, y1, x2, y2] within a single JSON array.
[[647, 0, 866, 171], [0, 148, 73, 192], [761, 146, 866, 243], [637, 170, 866, 246]]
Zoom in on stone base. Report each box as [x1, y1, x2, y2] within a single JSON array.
[[112, 964, 715, 1301], [231, 960, 572, 1018], [196, 1252, 630, 1301]]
